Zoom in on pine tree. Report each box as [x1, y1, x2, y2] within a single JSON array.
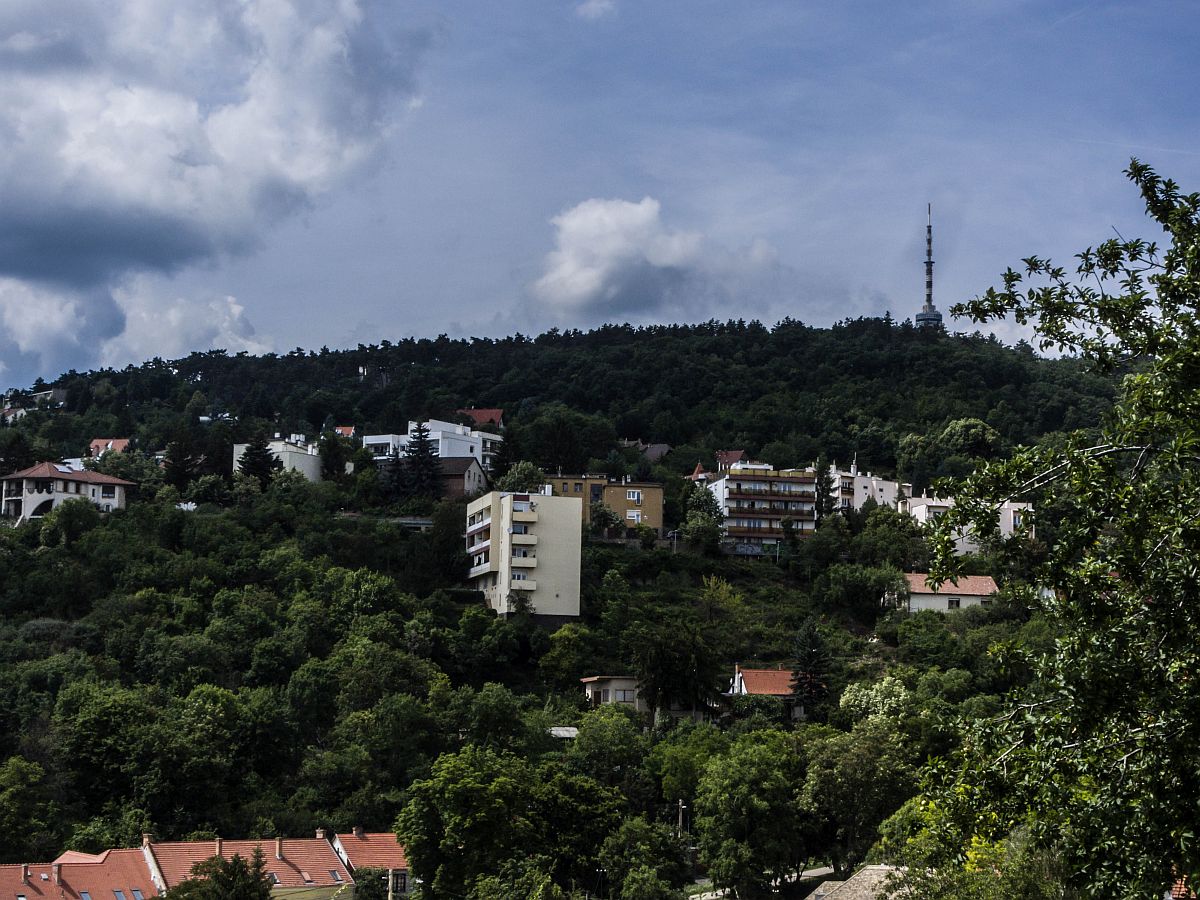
[[790, 616, 831, 720], [404, 422, 443, 501], [163, 440, 200, 492], [238, 436, 281, 489]]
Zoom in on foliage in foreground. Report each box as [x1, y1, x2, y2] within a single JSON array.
[[887, 161, 1200, 898]]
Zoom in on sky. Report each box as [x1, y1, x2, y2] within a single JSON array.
[[2, 0, 1199, 389]]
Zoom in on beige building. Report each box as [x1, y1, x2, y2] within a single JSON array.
[[466, 490, 582, 621], [1, 462, 135, 523], [549, 475, 664, 534], [233, 435, 323, 482]]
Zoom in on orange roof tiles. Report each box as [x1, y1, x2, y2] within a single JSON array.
[[736, 666, 794, 696], [457, 407, 503, 427], [334, 833, 408, 871], [904, 573, 998, 596], [1, 462, 135, 486], [89, 438, 130, 455], [0, 850, 158, 900], [148, 839, 352, 889]]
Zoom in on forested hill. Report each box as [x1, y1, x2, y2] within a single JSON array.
[[10, 318, 1113, 476]]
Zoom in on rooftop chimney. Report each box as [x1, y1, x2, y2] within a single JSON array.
[[215, 837, 222, 857], [352, 826, 364, 839], [315, 828, 326, 841], [142, 833, 154, 848], [21, 864, 28, 884], [52, 864, 61, 885], [275, 837, 284, 860]]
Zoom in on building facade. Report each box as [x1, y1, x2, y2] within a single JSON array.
[[466, 490, 581, 621], [904, 496, 1032, 553], [233, 435, 323, 482], [903, 573, 998, 612], [706, 461, 820, 551], [548, 475, 664, 534], [332, 829, 410, 897], [1, 462, 135, 523], [364, 418, 503, 471]]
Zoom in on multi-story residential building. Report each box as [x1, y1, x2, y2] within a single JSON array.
[[835, 461, 912, 511], [706, 461, 820, 551], [548, 474, 664, 535], [232, 435, 323, 482], [1, 462, 135, 523], [363, 418, 503, 471], [438, 457, 489, 499], [904, 495, 1032, 553], [465, 490, 581, 622]]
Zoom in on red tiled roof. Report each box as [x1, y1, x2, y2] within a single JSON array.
[[737, 667, 794, 696], [905, 573, 998, 596], [89, 438, 130, 455], [716, 449, 745, 469], [334, 426, 355, 437], [1, 462, 135, 485], [457, 407, 503, 427], [335, 833, 408, 871], [0, 849, 158, 900], [149, 839, 352, 889]]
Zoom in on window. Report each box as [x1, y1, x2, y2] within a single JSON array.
[[601, 689, 610, 701], [626, 510, 642, 523], [627, 489, 642, 503], [615, 689, 636, 702], [269, 873, 280, 885], [101, 485, 115, 498], [392, 872, 408, 893], [114, 891, 127, 900], [81, 893, 91, 900], [562, 482, 568, 491], [132, 891, 144, 900], [512, 572, 528, 581], [573, 482, 582, 492], [947, 598, 961, 610], [19, 894, 28, 900], [330, 871, 343, 883], [512, 523, 528, 534]]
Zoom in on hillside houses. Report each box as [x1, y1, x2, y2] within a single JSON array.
[[0, 831, 410, 899]]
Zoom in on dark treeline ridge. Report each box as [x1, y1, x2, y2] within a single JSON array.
[[7, 317, 1112, 481]]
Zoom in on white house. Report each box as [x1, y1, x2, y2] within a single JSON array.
[[364, 418, 503, 471], [1, 462, 135, 523], [232, 434, 323, 482], [905, 495, 1032, 553], [903, 573, 998, 613]]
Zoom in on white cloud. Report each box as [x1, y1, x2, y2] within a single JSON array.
[[530, 196, 787, 323], [0, 0, 428, 386], [101, 279, 272, 367], [576, 0, 616, 21]]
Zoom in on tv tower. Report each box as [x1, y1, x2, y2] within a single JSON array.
[[915, 203, 943, 328]]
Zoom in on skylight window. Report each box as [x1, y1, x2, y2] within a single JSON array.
[[80, 892, 91, 900], [132, 890, 144, 900], [114, 891, 127, 900], [330, 870, 342, 882]]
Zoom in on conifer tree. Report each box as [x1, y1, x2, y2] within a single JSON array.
[[238, 436, 280, 489], [404, 422, 443, 501]]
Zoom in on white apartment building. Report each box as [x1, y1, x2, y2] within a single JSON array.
[[904, 495, 1033, 553], [707, 461, 821, 551], [363, 418, 503, 471], [834, 461, 912, 511], [465, 490, 581, 622], [232, 434, 323, 482]]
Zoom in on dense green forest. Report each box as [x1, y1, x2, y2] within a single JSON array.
[[0, 318, 1119, 898]]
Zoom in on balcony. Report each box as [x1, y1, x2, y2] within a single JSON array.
[[727, 486, 815, 500], [511, 556, 537, 568], [726, 524, 786, 539], [466, 537, 491, 553], [468, 561, 494, 579], [512, 510, 538, 523], [511, 532, 538, 545], [510, 578, 537, 591], [466, 516, 492, 536]]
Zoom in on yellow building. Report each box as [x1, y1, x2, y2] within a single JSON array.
[[548, 475, 665, 535], [466, 491, 582, 622]]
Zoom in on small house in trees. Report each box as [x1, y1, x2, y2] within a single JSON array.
[[331, 828, 410, 896], [439, 456, 488, 499], [0, 462, 134, 523], [582, 675, 647, 713], [811, 864, 898, 899], [456, 407, 504, 430], [904, 495, 1033, 554], [144, 834, 353, 898], [0, 849, 160, 900], [902, 573, 997, 613], [728, 664, 802, 720]]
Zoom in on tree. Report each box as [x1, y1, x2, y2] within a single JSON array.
[[238, 437, 280, 488], [681, 483, 723, 555], [163, 439, 201, 492], [495, 460, 547, 492], [164, 848, 273, 900], [403, 422, 442, 501], [694, 729, 809, 899], [813, 453, 837, 526], [790, 616, 832, 720], [903, 162, 1200, 897], [589, 501, 622, 536]]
